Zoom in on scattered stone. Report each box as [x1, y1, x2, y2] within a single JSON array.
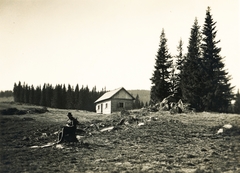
[[22, 136, 30, 141], [56, 144, 64, 149], [201, 148, 207, 152], [100, 126, 114, 132], [223, 124, 232, 129], [217, 128, 223, 134]]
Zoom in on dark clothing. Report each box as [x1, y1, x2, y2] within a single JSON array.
[[66, 117, 78, 130], [58, 116, 79, 143]]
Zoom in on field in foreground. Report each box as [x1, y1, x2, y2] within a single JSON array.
[[0, 102, 240, 173]]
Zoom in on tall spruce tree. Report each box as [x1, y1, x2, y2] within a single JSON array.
[[173, 39, 185, 100], [201, 7, 234, 112], [40, 84, 47, 106], [29, 85, 35, 104], [234, 89, 240, 114], [181, 18, 204, 111], [66, 84, 74, 109], [150, 29, 172, 104], [45, 84, 53, 107], [34, 85, 41, 105], [74, 84, 80, 109]]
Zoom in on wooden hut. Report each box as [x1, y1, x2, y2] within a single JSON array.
[[94, 87, 135, 114]]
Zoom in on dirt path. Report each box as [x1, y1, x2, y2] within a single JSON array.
[[0, 105, 240, 172]]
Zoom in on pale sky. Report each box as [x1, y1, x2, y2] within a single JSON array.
[[1, 0, 240, 92]]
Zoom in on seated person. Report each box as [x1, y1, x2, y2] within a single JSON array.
[[58, 112, 79, 143]]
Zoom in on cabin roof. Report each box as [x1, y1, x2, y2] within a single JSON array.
[[94, 87, 134, 103]]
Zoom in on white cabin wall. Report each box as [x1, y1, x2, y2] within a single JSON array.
[[96, 100, 112, 114]]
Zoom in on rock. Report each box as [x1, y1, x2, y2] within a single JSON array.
[[217, 128, 223, 134], [138, 122, 144, 126], [223, 124, 232, 129], [201, 148, 207, 152], [22, 136, 30, 141], [100, 126, 114, 132]]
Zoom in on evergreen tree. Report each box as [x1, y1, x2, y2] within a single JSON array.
[[13, 82, 18, 102], [40, 84, 47, 106], [81, 86, 90, 110], [18, 81, 23, 102], [66, 84, 74, 109], [150, 29, 173, 104], [181, 18, 204, 111], [145, 101, 149, 107], [29, 85, 35, 104], [45, 84, 53, 107], [23, 83, 30, 103], [74, 84, 80, 109], [234, 89, 240, 114], [175, 39, 185, 99], [34, 85, 41, 105], [61, 84, 67, 109], [133, 94, 141, 109], [51, 84, 62, 108], [89, 86, 98, 112], [201, 7, 234, 112]]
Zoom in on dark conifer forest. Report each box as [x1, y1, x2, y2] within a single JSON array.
[[150, 7, 235, 113], [13, 82, 106, 112]]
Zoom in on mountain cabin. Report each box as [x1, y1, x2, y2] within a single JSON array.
[[94, 87, 135, 114]]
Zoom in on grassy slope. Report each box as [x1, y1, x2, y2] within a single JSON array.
[[129, 90, 150, 104]]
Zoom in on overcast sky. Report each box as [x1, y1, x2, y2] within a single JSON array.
[[1, 0, 240, 92]]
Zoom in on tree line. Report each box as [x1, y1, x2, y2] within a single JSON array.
[[13, 82, 106, 112], [12, 82, 146, 112], [0, 90, 13, 97], [150, 7, 237, 113]]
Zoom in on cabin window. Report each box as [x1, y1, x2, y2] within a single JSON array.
[[105, 103, 108, 108], [98, 105, 100, 110], [119, 102, 124, 108]]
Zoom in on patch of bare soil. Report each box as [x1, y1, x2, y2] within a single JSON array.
[[0, 103, 240, 173]]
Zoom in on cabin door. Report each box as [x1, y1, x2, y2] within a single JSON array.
[[100, 104, 103, 113]]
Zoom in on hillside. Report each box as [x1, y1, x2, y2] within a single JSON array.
[[129, 89, 150, 105]]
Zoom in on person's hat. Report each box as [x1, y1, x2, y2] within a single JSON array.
[[67, 112, 72, 117]]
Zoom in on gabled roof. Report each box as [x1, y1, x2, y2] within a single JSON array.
[[94, 87, 135, 103]]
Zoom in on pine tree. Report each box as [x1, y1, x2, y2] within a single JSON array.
[[23, 83, 30, 103], [34, 85, 41, 105], [29, 85, 35, 104], [201, 7, 234, 112], [45, 84, 53, 107], [66, 84, 74, 109], [74, 84, 80, 109], [61, 84, 67, 109], [17, 81, 23, 102], [51, 84, 62, 108], [81, 86, 90, 110], [181, 18, 204, 111], [133, 94, 141, 109], [40, 84, 47, 106], [13, 82, 18, 102], [174, 39, 185, 99], [150, 29, 173, 104], [234, 89, 240, 114]]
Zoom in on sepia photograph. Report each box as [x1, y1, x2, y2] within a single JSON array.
[[0, 0, 240, 172]]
